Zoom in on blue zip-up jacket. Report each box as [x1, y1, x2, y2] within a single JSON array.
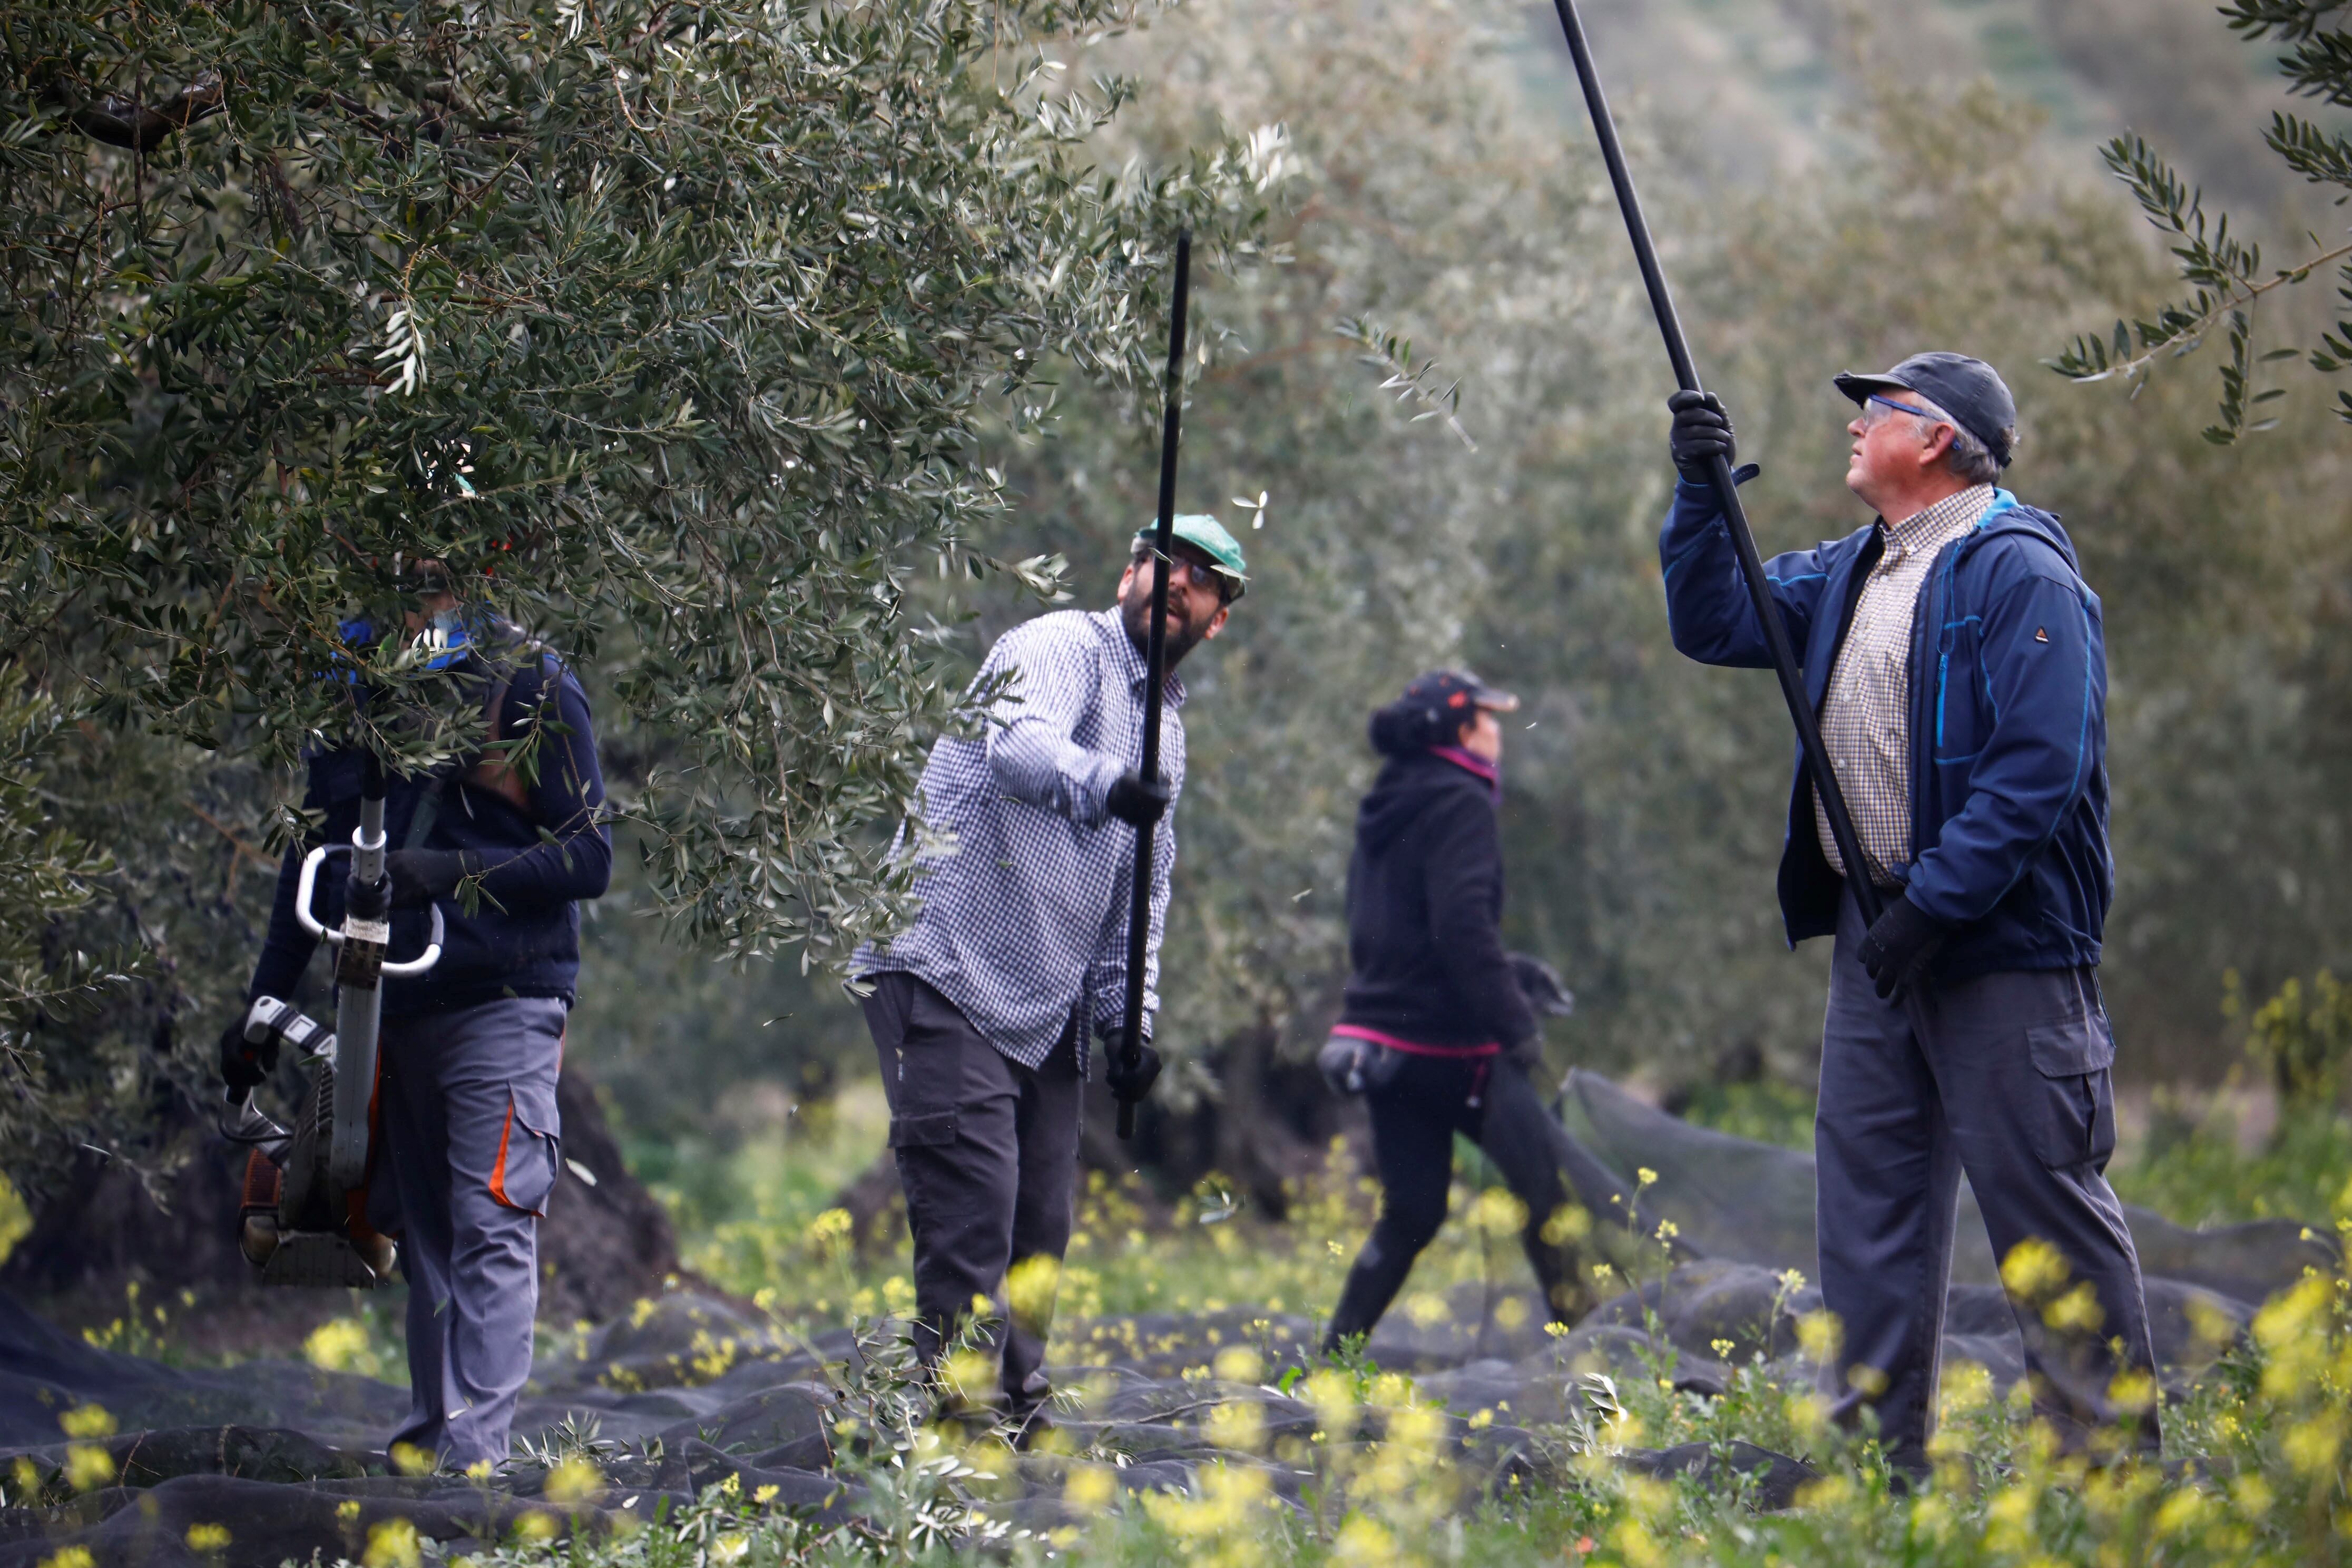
[[1659, 474, 2110, 981], [246, 639, 611, 1016]]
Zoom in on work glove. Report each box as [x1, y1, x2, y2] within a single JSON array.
[[1105, 1041, 1163, 1106], [1857, 895, 1948, 1002], [1317, 1034, 1376, 1096], [1104, 771, 1171, 830], [218, 1013, 276, 1093], [385, 848, 472, 908], [1667, 389, 1736, 480], [1508, 951, 1576, 1020]]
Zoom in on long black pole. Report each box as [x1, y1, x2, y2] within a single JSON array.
[[1116, 230, 1192, 1141], [1547, 0, 1883, 927]]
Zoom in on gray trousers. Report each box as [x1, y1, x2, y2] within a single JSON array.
[[369, 995, 566, 1468], [1818, 891, 2158, 1463], [859, 973, 1082, 1410]]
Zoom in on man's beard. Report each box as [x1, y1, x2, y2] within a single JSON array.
[[1121, 588, 1212, 667]]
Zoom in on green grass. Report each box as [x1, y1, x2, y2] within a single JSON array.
[[682, 1097, 1525, 1338], [438, 1261, 2352, 1568]]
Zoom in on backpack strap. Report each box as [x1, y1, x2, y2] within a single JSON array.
[[464, 649, 562, 816]]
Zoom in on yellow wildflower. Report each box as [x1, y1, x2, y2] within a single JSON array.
[[2154, 1485, 2212, 1540], [544, 1454, 604, 1505], [2001, 1238, 2070, 1304], [306, 1318, 376, 1374], [363, 1517, 420, 1568], [1213, 1346, 1263, 1384], [1064, 1466, 1116, 1510], [63, 1445, 113, 1493], [58, 1406, 115, 1440]]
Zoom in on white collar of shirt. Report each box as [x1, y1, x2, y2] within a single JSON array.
[[1093, 607, 1188, 709], [1879, 483, 1996, 568]]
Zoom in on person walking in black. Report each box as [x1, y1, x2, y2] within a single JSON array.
[[1319, 671, 1589, 1353]]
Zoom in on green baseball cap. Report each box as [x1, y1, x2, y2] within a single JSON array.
[[1132, 513, 1249, 601]]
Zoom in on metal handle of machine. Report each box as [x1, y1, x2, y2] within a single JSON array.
[[292, 844, 444, 973], [381, 908, 443, 976], [294, 846, 335, 940]]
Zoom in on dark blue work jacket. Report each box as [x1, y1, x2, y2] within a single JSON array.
[[1659, 474, 2110, 982], [249, 644, 611, 1016]]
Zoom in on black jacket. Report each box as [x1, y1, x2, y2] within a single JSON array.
[[248, 645, 611, 1017], [1337, 750, 1537, 1051]]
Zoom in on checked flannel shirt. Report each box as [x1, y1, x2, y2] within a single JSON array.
[[852, 607, 1182, 1070], [1814, 483, 1997, 888]]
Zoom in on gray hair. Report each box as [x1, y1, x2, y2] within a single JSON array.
[[1900, 394, 2011, 484]]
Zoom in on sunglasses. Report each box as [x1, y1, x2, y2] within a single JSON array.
[[1133, 552, 1233, 599]]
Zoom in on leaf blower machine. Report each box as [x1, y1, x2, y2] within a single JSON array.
[[223, 760, 442, 1287]]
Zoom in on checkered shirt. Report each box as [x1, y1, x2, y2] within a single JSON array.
[[852, 607, 1182, 1069], [1814, 484, 1998, 887]]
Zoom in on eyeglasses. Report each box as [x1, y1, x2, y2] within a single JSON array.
[[1864, 393, 1942, 427], [1133, 552, 1233, 599]]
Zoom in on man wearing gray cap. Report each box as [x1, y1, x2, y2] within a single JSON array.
[[1658, 355, 2158, 1470]]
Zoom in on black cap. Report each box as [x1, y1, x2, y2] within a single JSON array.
[[1832, 351, 2017, 468], [1370, 670, 1520, 756], [1400, 669, 1519, 716]]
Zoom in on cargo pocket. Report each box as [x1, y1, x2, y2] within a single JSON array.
[[2026, 1011, 2116, 1170], [489, 1079, 563, 1216], [888, 1110, 959, 1150]]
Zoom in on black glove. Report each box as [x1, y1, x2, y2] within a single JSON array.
[[1507, 951, 1576, 1020], [1667, 389, 1736, 479], [1104, 772, 1171, 830], [386, 848, 471, 908], [1105, 1041, 1162, 1105], [218, 1014, 276, 1093], [1857, 896, 1948, 1002]]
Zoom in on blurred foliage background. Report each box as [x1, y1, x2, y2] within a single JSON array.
[[4, 0, 2349, 1274]]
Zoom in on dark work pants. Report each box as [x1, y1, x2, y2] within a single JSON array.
[[370, 995, 567, 1469], [859, 972, 1082, 1411], [1325, 1054, 1585, 1350], [1818, 889, 2159, 1464]]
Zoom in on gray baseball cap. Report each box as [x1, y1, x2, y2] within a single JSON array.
[[1834, 351, 2017, 468]]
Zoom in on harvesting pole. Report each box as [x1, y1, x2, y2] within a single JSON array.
[[1546, 0, 1884, 927], [1115, 229, 1192, 1141]]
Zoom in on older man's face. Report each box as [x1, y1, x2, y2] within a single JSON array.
[[1845, 397, 1955, 509], [1116, 543, 1232, 667]]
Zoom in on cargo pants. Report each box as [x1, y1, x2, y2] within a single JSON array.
[[858, 973, 1082, 1416], [370, 995, 566, 1469], [1817, 890, 2159, 1467]]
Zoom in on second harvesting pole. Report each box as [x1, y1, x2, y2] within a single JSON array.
[[1546, 0, 1884, 927]]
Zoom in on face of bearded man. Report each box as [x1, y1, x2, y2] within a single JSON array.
[[1116, 547, 1230, 668]]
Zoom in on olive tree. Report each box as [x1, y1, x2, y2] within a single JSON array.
[[0, 0, 1282, 1180]]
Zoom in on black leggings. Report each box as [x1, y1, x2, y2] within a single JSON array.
[[1324, 1053, 1591, 1351]]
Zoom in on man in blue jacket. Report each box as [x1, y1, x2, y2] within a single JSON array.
[[221, 571, 610, 1469], [1660, 354, 2157, 1468]]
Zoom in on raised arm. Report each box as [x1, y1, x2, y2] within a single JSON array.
[[1658, 471, 1840, 671], [982, 619, 1126, 827]]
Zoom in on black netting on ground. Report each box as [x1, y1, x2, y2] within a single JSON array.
[[1, 1073, 2325, 1565]]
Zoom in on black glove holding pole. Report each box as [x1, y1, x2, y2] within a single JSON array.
[[1857, 895, 1948, 1002], [1667, 389, 1736, 479], [385, 848, 473, 908], [1104, 772, 1171, 830], [1105, 1039, 1163, 1105]]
